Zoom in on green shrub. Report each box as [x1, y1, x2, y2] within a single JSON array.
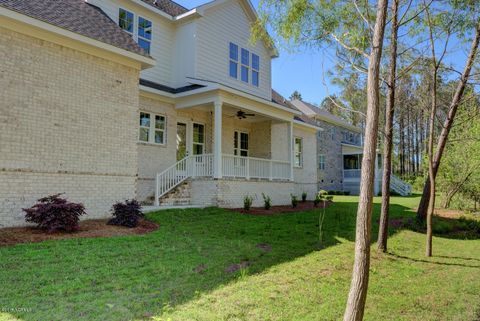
[[291, 194, 298, 208], [243, 195, 253, 211], [262, 193, 271, 210], [326, 195, 334, 202], [327, 190, 335, 195], [343, 191, 351, 196], [314, 195, 321, 207], [301, 192, 307, 202]]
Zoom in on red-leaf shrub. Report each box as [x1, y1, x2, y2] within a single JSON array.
[[107, 199, 143, 228], [23, 194, 86, 232]]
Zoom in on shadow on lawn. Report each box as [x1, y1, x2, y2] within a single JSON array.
[[387, 252, 480, 269], [1, 199, 477, 321]]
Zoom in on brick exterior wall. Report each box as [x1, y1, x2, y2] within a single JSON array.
[[0, 28, 140, 227], [316, 120, 344, 191], [190, 179, 318, 208]]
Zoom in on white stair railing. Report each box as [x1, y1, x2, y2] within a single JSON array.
[[377, 170, 412, 196], [154, 154, 213, 206], [390, 174, 412, 196]]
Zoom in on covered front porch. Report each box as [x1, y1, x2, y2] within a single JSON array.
[[154, 91, 299, 205]]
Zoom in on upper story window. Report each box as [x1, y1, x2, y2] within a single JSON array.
[[139, 112, 165, 144], [229, 43, 238, 78], [228, 43, 260, 87], [138, 17, 152, 54], [294, 137, 303, 168], [119, 9, 152, 54], [319, 155, 325, 170], [252, 54, 260, 87], [119, 9, 134, 34], [241, 48, 250, 83]]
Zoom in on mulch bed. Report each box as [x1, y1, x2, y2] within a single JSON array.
[[0, 219, 158, 247], [231, 200, 331, 215]]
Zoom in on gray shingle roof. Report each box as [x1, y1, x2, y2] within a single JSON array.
[[0, 0, 149, 57], [140, 0, 188, 16]]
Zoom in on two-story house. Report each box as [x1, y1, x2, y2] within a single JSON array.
[[291, 99, 411, 196], [0, 0, 320, 227]]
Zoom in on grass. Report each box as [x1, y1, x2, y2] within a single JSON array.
[[0, 196, 479, 321]]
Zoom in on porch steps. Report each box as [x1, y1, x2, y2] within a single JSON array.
[[158, 180, 192, 206]]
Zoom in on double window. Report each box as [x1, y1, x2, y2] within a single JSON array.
[[229, 42, 260, 87], [234, 131, 249, 157], [294, 137, 303, 168], [119, 8, 152, 54], [139, 112, 166, 144]]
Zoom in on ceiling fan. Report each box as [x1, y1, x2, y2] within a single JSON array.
[[236, 110, 255, 119]]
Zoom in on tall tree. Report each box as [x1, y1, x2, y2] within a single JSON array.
[[377, 0, 399, 253], [290, 90, 303, 100], [344, 0, 389, 319], [416, 6, 480, 222]]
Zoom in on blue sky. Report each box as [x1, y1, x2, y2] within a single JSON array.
[[175, 0, 338, 104]]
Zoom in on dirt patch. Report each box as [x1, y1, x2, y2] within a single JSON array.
[[256, 243, 272, 252], [0, 219, 158, 247], [193, 264, 207, 274], [231, 201, 331, 215], [225, 261, 251, 273]]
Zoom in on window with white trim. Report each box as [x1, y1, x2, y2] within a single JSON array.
[[193, 123, 205, 155], [294, 137, 303, 167], [138, 16, 152, 54], [139, 112, 166, 144], [252, 53, 259, 87], [229, 43, 238, 78], [241, 48, 250, 83], [234, 131, 249, 157], [119, 9, 134, 35], [319, 154, 325, 170], [118, 9, 152, 54]]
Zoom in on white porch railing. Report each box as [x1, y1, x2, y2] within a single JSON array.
[[342, 169, 412, 196], [154, 154, 213, 206], [155, 154, 291, 206], [343, 169, 361, 179], [222, 154, 291, 180]]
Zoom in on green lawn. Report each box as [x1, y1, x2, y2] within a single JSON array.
[[1, 196, 479, 321]]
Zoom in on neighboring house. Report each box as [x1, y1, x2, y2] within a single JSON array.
[[290, 99, 411, 196], [0, 0, 320, 227]]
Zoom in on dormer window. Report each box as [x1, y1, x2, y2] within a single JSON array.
[[118, 8, 152, 54], [241, 48, 250, 83]]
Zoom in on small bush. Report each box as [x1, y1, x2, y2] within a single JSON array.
[[291, 194, 298, 208], [326, 195, 334, 202], [301, 192, 307, 202], [314, 195, 321, 207], [244, 195, 253, 211], [343, 191, 351, 196], [262, 193, 271, 210], [107, 199, 143, 228], [327, 190, 335, 195], [23, 194, 86, 232]]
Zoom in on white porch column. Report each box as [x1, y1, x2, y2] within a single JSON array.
[[213, 100, 223, 179], [288, 121, 294, 181]]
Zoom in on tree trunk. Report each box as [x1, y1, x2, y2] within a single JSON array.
[[416, 22, 480, 221], [343, 0, 388, 320], [378, 0, 399, 253], [399, 114, 405, 176]]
